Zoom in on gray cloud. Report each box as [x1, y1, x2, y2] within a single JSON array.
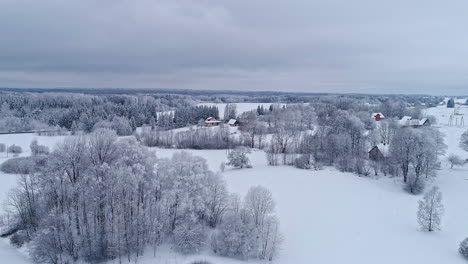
[[0, 0, 467, 94]]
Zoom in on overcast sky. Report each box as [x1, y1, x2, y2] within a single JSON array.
[[0, 0, 467, 95]]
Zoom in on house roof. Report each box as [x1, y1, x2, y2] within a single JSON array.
[[408, 119, 421, 126], [419, 118, 428, 125], [369, 143, 390, 157], [227, 119, 238, 125], [372, 112, 385, 118], [399, 116, 412, 126], [205, 117, 221, 123]]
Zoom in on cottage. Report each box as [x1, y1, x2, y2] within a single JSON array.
[[368, 143, 389, 161], [371, 113, 385, 121], [205, 117, 222, 127], [227, 119, 240, 127], [398, 116, 430, 127], [399, 116, 412, 126]]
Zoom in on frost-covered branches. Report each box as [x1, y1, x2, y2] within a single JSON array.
[[227, 147, 251, 169], [4, 134, 282, 262], [417, 186, 444, 232]]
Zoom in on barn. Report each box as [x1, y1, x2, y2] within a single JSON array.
[[368, 143, 389, 161], [227, 119, 240, 127]]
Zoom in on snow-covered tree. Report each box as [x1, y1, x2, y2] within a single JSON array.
[[227, 147, 251, 169], [448, 154, 465, 168], [172, 220, 207, 254], [7, 144, 22, 154], [447, 98, 455, 108], [244, 186, 275, 229], [417, 186, 444, 232], [461, 130, 468, 152], [459, 237, 468, 260], [30, 139, 50, 156], [210, 212, 258, 259], [223, 104, 237, 120]]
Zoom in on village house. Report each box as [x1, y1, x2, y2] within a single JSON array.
[[204, 117, 222, 127], [227, 119, 240, 127], [368, 143, 389, 161], [371, 113, 385, 121], [398, 116, 430, 127]]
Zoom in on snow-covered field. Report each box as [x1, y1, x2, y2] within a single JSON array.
[[1, 104, 468, 263]]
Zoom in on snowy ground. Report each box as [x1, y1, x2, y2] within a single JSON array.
[[1, 104, 468, 263]]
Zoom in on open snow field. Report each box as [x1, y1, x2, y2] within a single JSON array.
[[1, 104, 468, 263]]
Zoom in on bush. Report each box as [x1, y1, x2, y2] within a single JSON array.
[[460, 237, 468, 260], [7, 144, 22, 154], [404, 174, 425, 195], [227, 147, 251, 169], [448, 154, 465, 168], [294, 155, 313, 169], [211, 213, 257, 259], [10, 230, 30, 247], [172, 221, 206, 254], [30, 139, 50, 156], [0, 143, 5, 152], [0, 157, 35, 174]]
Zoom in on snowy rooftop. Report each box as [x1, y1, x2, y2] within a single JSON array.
[[227, 119, 238, 125], [371, 112, 385, 118]]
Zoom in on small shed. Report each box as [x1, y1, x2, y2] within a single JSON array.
[[227, 119, 240, 127], [368, 143, 389, 161]]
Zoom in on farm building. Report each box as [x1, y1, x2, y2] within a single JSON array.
[[399, 116, 430, 127], [205, 117, 222, 127], [227, 119, 240, 127], [371, 113, 385, 121], [368, 143, 389, 161]]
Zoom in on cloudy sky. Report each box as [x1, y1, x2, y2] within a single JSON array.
[[0, 0, 467, 94]]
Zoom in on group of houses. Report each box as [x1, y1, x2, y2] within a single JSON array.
[[368, 113, 431, 160], [204, 117, 240, 127]]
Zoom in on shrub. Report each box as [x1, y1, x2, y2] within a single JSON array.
[[7, 144, 22, 154], [227, 147, 251, 169], [448, 154, 465, 168], [10, 230, 30, 247], [294, 155, 313, 169], [460, 237, 468, 260], [0, 157, 35, 174], [404, 174, 425, 195], [172, 221, 206, 254], [30, 139, 50, 156], [211, 213, 257, 259], [0, 143, 5, 152]]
